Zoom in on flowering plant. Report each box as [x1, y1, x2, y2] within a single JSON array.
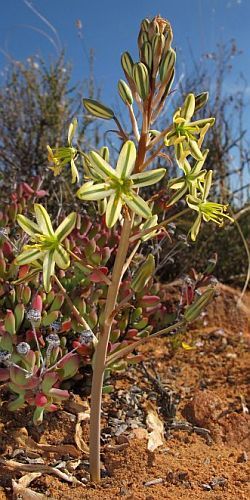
[[1, 15, 233, 483]]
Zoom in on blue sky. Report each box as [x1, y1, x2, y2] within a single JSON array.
[[0, 0, 249, 106]]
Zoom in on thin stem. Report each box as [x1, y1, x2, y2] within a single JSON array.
[[129, 208, 190, 243], [139, 142, 165, 171], [113, 116, 129, 141], [53, 275, 91, 331], [147, 124, 172, 151], [128, 105, 140, 142], [89, 216, 132, 482], [31, 323, 44, 365], [122, 240, 140, 276], [106, 320, 185, 367]]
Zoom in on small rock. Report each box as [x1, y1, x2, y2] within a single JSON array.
[[237, 451, 248, 463], [144, 478, 163, 487], [183, 390, 223, 428]]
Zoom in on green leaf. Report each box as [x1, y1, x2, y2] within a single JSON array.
[[116, 141, 136, 179], [16, 214, 41, 237], [77, 181, 115, 201], [15, 248, 44, 266], [131, 168, 165, 187], [55, 212, 76, 242], [54, 245, 70, 269], [106, 193, 123, 228], [82, 98, 114, 120], [34, 204, 54, 237], [42, 310, 59, 327], [124, 192, 151, 219], [43, 250, 55, 293], [89, 151, 119, 181]]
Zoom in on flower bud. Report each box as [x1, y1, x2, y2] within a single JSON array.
[[184, 288, 215, 322], [82, 98, 114, 120], [121, 52, 134, 79], [194, 92, 209, 113], [138, 29, 148, 50], [141, 42, 153, 71], [118, 79, 133, 105], [79, 329, 95, 345], [46, 333, 60, 347], [99, 146, 110, 162], [159, 48, 176, 82], [132, 62, 150, 101], [152, 33, 165, 74], [140, 18, 150, 32]]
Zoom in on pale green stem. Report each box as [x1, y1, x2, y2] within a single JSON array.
[[106, 320, 185, 367], [129, 208, 190, 243], [89, 216, 132, 482]]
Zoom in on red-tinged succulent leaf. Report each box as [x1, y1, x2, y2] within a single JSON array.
[[35, 393, 48, 407], [57, 352, 80, 380], [22, 350, 36, 371], [47, 403, 58, 412], [41, 372, 59, 394], [90, 266, 109, 283], [139, 295, 161, 306], [48, 388, 69, 401], [35, 189, 48, 197], [0, 332, 14, 352], [5, 310, 16, 335], [3, 241, 13, 258], [125, 329, 139, 339], [49, 293, 64, 311], [0, 368, 9, 381], [22, 286, 31, 304], [60, 319, 72, 332], [22, 182, 34, 195], [32, 294, 43, 313], [9, 366, 39, 388]]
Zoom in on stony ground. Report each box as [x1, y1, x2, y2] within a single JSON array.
[[0, 286, 249, 499]]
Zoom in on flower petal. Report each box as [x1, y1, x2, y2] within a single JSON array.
[[124, 192, 151, 219], [43, 251, 55, 293], [16, 214, 42, 237], [70, 158, 79, 184], [34, 204, 54, 237], [186, 194, 200, 212], [89, 151, 119, 181], [190, 213, 202, 241], [106, 193, 123, 228], [76, 181, 115, 201], [54, 245, 70, 269], [116, 141, 136, 179], [180, 93, 195, 122], [132, 168, 166, 188], [168, 177, 186, 190], [167, 185, 187, 206], [68, 118, 78, 145], [55, 212, 76, 242], [15, 248, 44, 266]]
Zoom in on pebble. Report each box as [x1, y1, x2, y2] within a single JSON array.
[[144, 478, 163, 487]]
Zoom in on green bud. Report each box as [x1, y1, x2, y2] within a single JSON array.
[[138, 29, 148, 50], [133, 62, 150, 101], [141, 42, 153, 71], [148, 18, 160, 41], [82, 98, 114, 120], [152, 33, 165, 71], [131, 254, 155, 292], [159, 48, 176, 82], [141, 18, 150, 32], [121, 52, 134, 79], [194, 92, 209, 113], [118, 79, 133, 105], [184, 288, 215, 322]]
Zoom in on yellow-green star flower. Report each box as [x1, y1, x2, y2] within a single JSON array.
[[186, 171, 233, 241], [15, 204, 76, 292], [47, 118, 79, 183], [76, 140, 166, 228], [164, 93, 215, 165], [167, 150, 209, 206]]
